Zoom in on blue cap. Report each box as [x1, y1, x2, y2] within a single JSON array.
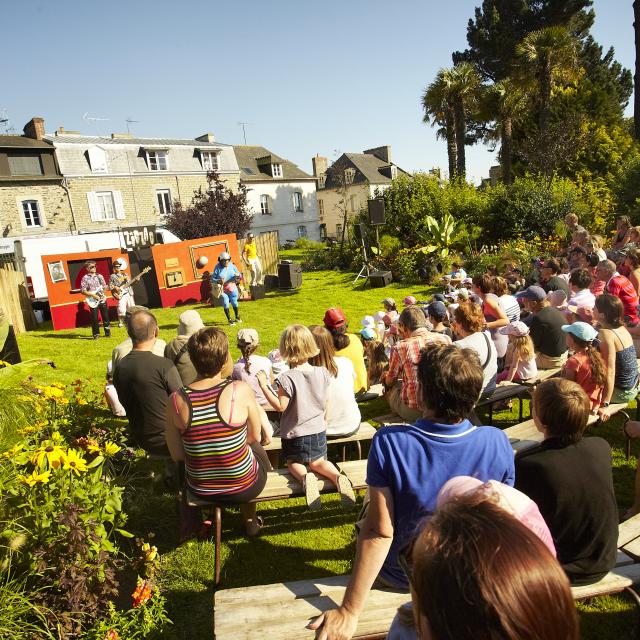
[[515, 285, 546, 302], [427, 301, 447, 320], [360, 327, 376, 340], [561, 321, 598, 342]]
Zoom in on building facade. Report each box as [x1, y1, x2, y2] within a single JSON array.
[[313, 146, 409, 239], [234, 146, 320, 243]]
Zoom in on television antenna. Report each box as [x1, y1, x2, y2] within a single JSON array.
[[125, 117, 139, 134], [82, 112, 110, 135], [237, 121, 251, 145], [0, 109, 14, 134]]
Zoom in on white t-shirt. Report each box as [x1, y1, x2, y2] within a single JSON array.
[[568, 288, 596, 309], [454, 331, 497, 394], [326, 357, 362, 436]]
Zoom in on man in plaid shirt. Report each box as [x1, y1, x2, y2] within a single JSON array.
[[383, 306, 451, 421], [80, 260, 111, 339]]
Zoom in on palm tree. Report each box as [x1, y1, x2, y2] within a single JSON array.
[[634, 0, 640, 139], [421, 71, 457, 179], [516, 26, 581, 134]]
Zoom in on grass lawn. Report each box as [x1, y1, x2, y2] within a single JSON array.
[[16, 256, 640, 638]]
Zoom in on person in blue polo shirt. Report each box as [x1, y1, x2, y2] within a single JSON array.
[[309, 342, 514, 639]]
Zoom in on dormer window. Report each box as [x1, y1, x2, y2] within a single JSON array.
[[344, 168, 355, 184], [390, 165, 398, 179], [200, 150, 219, 172], [272, 163, 282, 178], [146, 150, 168, 171], [318, 174, 326, 189], [87, 146, 108, 174]]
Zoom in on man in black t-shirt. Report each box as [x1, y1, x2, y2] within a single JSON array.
[[114, 310, 182, 456], [540, 258, 570, 297]]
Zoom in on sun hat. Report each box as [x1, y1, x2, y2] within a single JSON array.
[[403, 295, 417, 306], [361, 315, 375, 328], [323, 307, 347, 329], [561, 321, 598, 342], [515, 285, 546, 302], [499, 321, 530, 337], [237, 327, 260, 347], [178, 310, 205, 337], [427, 301, 447, 321], [113, 258, 127, 269], [360, 327, 376, 340], [382, 297, 396, 308]]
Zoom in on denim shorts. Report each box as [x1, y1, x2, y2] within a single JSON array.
[[282, 432, 327, 464]]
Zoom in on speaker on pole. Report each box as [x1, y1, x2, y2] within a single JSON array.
[[367, 198, 386, 225]]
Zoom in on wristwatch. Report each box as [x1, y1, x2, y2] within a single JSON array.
[[602, 402, 610, 407]]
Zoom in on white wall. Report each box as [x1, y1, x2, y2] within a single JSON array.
[[245, 180, 320, 243]]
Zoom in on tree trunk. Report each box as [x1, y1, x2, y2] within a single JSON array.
[[501, 116, 513, 185], [453, 95, 466, 179], [539, 59, 552, 134], [635, 1, 640, 139], [445, 108, 457, 179]]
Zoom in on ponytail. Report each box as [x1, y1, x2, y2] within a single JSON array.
[[585, 343, 607, 387], [239, 343, 258, 374]]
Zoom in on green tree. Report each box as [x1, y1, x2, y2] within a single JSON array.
[[635, 0, 640, 138]]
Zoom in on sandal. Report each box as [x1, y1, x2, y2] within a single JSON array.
[[304, 473, 322, 511], [245, 516, 264, 537], [337, 474, 356, 512]]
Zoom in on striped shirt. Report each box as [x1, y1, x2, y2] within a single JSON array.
[[179, 381, 259, 498]]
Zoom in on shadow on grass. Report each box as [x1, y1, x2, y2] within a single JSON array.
[[578, 592, 638, 639]]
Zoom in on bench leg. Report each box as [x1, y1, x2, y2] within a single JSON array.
[[342, 444, 347, 463], [519, 396, 523, 422], [214, 506, 222, 586], [356, 440, 362, 460]]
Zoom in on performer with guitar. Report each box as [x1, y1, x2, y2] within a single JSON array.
[[81, 260, 111, 339], [211, 252, 243, 325], [109, 259, 151, 328]]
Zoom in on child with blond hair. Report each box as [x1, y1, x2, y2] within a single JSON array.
[[496, 321, 538, 383]]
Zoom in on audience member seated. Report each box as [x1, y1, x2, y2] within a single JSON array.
[[165, 327, 270, 538], [164, 309, 205, 385], [612, 215, 632, 250], [308, 344, 515, 639], [625, 247, 640, 296], [515, 379, 618, 586], [448, 261, 467, 284], [567, 267, 596, 310], [452, 301, 497, 395], [594, 294, 639, 414], [309, 325, 361, 438], [496, 321, 537, 383], [386, 492, 578, 640], [596, 259, 639, 325], [516, 286, 568, 369], [540, 258, 570, 296], [111, 305, 166, 371], [384, 307, 451, 421], [426, 301, 452, 338], [493, 275, 520, 321], [323, 307, 368, 396], [114, 310, 182, 457], [560, 322, 606, 412], [472, 274, 509, 362], [364, 338, 389, 386], [381, 297, 399, 323], [589, 234, 608, 262], [104, 361, 126, 417]]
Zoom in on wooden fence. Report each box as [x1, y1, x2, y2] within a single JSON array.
[[237, 231, 279, 284], [0, 265, 36, 334]]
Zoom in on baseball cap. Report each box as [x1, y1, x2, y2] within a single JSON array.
[[323, 307, 347, 329], [382, 297, 396, 308], [361, 315, 375, 328], [432, 293, 446, 303], [427, 301, 447, 320], [237, 327, 260, 346], [515, 285, 546, 302], [403, 296, 417, 305], [360, 327, 376, 340], [561, 321, 598, 342], [499, 321, 530, 337]]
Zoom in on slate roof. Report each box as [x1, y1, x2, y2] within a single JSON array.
[[45, 135, 228, 148], [322, 152, 410, 189], [0, 136, 54, 149], [233, 146, 314, 181]]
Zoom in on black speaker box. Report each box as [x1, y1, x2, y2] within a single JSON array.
[[250, 284, 265, 300], [264, 274, 279, 291], [368, 198, 386, 225], [369, 270, 392, 287], [278, 262, 302, 289]]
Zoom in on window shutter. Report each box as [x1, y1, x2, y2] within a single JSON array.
[[268, 195, 273, 213], [113, 191, 126, 219], [87, 146, 107, 173], [87, 192, 100, 221]]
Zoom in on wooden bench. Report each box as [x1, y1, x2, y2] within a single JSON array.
[[213, 514, 640, 640], [264, 423, 377, 462]]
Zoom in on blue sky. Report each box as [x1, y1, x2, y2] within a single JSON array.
[[2, 0, 634, 184]]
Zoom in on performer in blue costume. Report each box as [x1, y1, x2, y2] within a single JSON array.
[[211, 252, 243, 325]]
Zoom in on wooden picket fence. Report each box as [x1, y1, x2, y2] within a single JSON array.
[[0, 265, 36, 334], [237, 231, 279, 284]]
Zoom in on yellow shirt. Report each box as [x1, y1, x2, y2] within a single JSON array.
[[335, 333, 368, 393], [244, 241, 257, 260]]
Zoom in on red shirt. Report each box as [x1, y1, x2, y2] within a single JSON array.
[[387, 328, 451, 409], [607, 273, 639, 325], [563, 351, 603, 411]]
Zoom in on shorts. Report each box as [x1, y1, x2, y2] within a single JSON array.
[[117, 292, 135, 317], [282, 432, 327, 464]]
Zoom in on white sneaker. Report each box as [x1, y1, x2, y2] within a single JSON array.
[[235, 318, 243, 323]]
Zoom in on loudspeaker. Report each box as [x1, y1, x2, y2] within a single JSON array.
[[127, 248, 161, 308], [368, 198, 386, 225], [369, 270, 392, 287], [264, 274, 279, 291], [250, 284, 265, 300], [278, 262, 302, 289]]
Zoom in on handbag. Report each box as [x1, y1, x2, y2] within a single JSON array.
[[212, 282, 223, 299]]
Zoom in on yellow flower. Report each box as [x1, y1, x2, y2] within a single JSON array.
[[32, 445, 67, 469], [19, 469, 51, 486], [141, 542, 158, 563], [2, 443, 23, 459], [42, 386, 64, 400], [0, 360, 12, 368], [86, 440, 101, 455], [103, 442, 121, 456], [63, 449, 88, 475], [75, 397, 88, 406], [51, 383, 65, 390]]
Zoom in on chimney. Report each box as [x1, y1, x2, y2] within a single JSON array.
[[23, 117, 45, 140], [363, 145, 392, 164], [312, 154, 328, 177], [196, 133, 216, 143]]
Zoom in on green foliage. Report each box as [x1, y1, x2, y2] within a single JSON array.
[[0, 574, 57, 639], [617, 154, 640, 222], [417, 213, 463, 258]]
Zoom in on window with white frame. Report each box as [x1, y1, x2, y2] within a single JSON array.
[[87, 191, 125, 222], [260, 194, 271, 215], [87, 146, 108, 173], [21, 200, 42, 227], [344, 168, 355, 184], [318, 199, 324, 218], [297, 225, 308, 238], [96, 192, 116, 220], [156, 189, 172, 215], [390, 165, 398, 179], [272, 163, 283, 178], [293, 191, 303, 212], [201, 151, 219, 172], [147, 150, 168, 171], [318, 174, 326, 189]]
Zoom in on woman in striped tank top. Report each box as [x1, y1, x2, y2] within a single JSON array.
[[166, 327, 270, 537]]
